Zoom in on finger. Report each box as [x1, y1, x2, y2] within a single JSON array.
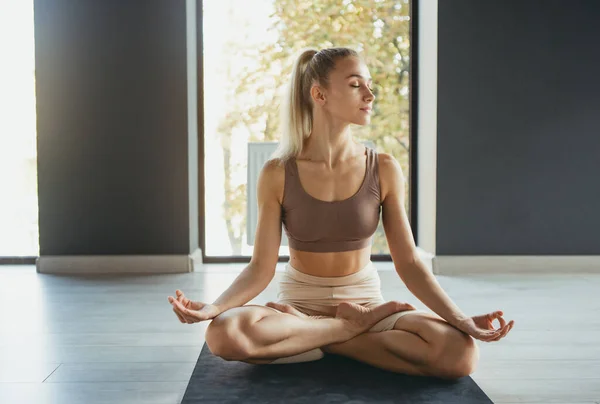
[[176, 291, 187, 305], [491, 321, 513, 341], [494, 323, 509, 337], [479, 326, 505, 342], [172, 305, 185, 322], [169, 295, 188, 310], [490, 325, 508, 341], [497, 326, 511, 341], [475, 333, 494, 343], [179, 294, 193, 309], [179, 309, 195, 324], [501, 321, 515, 338], [176, 291, 193, 311], [480, 331, 500, 342], [490, 328, 507, 342], [172, 299, 186, 310], [500, 320, 514, 335], [487, 311, 504, 329], [169, 297, 189, 322], [172, 300, 195, 323], [488, 310, 503, 321], [172, 307, 186, 323], [179, 312, 193, 324], [496, 316, 506, 330], [173, 300, 202, 321], [172, 302, 190, 322]]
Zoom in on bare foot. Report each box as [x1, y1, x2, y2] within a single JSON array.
[[265, 302, 308, 318], [335, 301, 416, 336]]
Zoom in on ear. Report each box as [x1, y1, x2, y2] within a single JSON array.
[[310, 84, 326, 106]]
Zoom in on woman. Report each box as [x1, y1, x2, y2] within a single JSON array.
[[168, 47, 514, 379]]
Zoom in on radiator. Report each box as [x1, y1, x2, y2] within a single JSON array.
[[246, 142, 289, 246]]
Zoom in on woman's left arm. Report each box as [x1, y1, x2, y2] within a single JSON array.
[[378, 153, 468, 327], [378, 154, 516, 343]]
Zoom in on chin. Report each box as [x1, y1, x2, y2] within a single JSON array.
[[351, 117, 371, 126]]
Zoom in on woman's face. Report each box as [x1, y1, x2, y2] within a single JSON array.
[[314, 56, 376, 125]]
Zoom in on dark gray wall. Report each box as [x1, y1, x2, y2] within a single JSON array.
[[436, 0, 600, 255], [34, 0, 192, 256]]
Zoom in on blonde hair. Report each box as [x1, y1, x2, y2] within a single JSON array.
[[271, 47, 359, 162]]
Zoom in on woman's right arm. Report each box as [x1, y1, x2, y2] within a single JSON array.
[[211, 159, 284, 313]]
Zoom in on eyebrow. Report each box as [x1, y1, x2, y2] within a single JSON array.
[[345, 74, 372, 82]]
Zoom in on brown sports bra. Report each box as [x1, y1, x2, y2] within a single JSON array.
[[281, 147, 382, 253]]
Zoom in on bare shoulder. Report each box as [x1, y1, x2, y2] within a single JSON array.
[[258, 158, 286, 204], [261, 158, 286, 182], [377, 152, 406, 201]]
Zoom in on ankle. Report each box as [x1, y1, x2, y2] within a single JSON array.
[[322, 317, 356, 341]]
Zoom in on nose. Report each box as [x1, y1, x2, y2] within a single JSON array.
[[364, 89, 375, 102]]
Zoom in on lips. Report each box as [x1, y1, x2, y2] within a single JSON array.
[[360, 107, 371, 111]]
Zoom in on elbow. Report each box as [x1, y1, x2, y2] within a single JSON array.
[[246, 261, 276, 283], [395, 260, 415, 284]]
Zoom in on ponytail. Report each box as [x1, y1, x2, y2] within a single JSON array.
[[271, 47, 359, 162]]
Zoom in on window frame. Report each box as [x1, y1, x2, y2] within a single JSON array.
[[198, 0, 419, 264]]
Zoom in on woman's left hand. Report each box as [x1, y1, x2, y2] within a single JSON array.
[[456, 311, 515, 342]]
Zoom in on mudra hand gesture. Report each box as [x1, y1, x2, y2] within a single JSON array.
[[457, 310, 514, 342], [167, 290, 221, 324]]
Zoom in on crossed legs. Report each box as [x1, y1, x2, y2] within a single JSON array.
[[321, 311, 479, 379], [205, 304, 479, 380]]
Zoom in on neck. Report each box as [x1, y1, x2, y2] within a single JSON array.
[[302, 110, 358, 169]]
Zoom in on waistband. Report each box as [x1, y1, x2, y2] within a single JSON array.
[[283, 261, 377, 287]]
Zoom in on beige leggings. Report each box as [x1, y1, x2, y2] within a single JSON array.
[[266, 261, 425, 364]]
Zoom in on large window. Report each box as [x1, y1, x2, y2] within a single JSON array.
[[0, 0, 38, 258], [202, 0, 414, 259]]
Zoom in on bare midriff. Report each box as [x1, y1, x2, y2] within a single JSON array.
[[282, 143, 376, 278], [288, 245, 372, 277]]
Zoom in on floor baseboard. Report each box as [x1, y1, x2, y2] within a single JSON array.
[[37, 248, 203, 274], [433, 255, 600, 275], [35, 251, 598, 276]]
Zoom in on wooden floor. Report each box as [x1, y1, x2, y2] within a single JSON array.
[[0, 262, 598, 404]]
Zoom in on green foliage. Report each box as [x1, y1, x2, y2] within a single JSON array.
[[217, 0, 412, 255]]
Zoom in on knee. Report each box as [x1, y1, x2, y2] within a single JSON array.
[[453, 335, 479, 378], [432, 330, 480, 379], [205, 311, 254, 361]]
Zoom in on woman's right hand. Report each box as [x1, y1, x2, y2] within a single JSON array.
[[168, 289, 222, 324]]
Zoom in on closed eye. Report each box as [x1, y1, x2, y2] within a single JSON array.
[[351, 85, 375, 91]]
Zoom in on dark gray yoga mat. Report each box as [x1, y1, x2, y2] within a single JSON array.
[[180, 344, 494, 403]]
